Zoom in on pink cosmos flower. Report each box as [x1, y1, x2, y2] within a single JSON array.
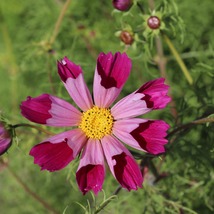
[[20, 52, 171, 194], [0, 122, 12, 155]]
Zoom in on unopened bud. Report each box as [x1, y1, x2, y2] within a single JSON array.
[[112, 0, 133, 12], [147, 16, 161, 29], [120, 31, 134, 45]]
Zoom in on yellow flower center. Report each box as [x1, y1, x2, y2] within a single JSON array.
[[79, 106, 114, 140]]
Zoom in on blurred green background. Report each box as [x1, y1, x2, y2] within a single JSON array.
[[0, 0, 213, 213]]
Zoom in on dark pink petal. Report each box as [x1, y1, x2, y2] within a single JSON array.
[[57, 57, 82, 81], [112, 0, 133, 11], [130, 120, 170, 155], [113, 152, 143, 190], [101, 135, 143, 190], [93, 52, 132, 107], [76, 164, 104, 195], [76, 139, 105, 195], [136, 78, 171, 109], [20, 94, 52, 124], [30, 141, 74, 172], [58, 57, 93, 111], [0, 125, 12, 155]]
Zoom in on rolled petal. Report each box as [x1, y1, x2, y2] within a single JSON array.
[[136, 78, 171, 109], [0, 125, 12, 155], [111, 92, 149, 120], [30, 129, 87, 171], [101, 135, 143, 190], [58, 57, 93, 111], [21, 94, 82, 126], [129, 120, 170, 155], [93, 52, 132, 108], [76, 139, 105, 195]]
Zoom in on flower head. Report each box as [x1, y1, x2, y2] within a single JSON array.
[[20, 52, 171, 194], [0, 122, 12, 156], [112, 0, 133, 11]]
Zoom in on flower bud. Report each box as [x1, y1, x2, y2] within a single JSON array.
[[120, 31, 134, 45], [147, 16, 161, 29], [0, 122, 12, 156], [112, 0, 133, 11]]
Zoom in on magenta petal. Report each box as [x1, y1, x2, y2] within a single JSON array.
[[58, 57, 82, 81], [130, 120, 170, 155], [76, 164, 105, 195], [113, 152, 143, 190], [0, 125, 12, 155], [20, 94, 52, 124], [96, 52, 131, 89], [136, 78, 171, 109], [30, 141, 74, 172]]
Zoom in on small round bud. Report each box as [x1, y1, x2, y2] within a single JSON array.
[[120, 31, 134, 45], [147, 16, 161, 29], [112, 0, 133, 12]]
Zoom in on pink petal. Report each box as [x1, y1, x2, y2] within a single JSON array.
[[93, 52, 132, 108], [76, 139, 105, 195], [0, 125, 12, 155], [113, 118, 148, 152], [47, 95, 82, 126], [30, 129, 87, 171], [21, 94, 52, 124], [136, 78, 171, 109], [101, 135, 143, 190], [130, 120, 170, 155], [21, 94, 81, 126], [58, 57, 93, 111], [57, 56, 82, 81], [30, 141, 74, 172], [111, 92, 150, 120], [42, 129, 87, 157]]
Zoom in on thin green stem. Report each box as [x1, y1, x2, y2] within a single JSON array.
[[49, 0, 71, 45], [12, 123, 54, 135], [7, 166, 60, 214], [163, 34, 193, 85], [94, 187, 121, 214], [167, 116, 214, 139]]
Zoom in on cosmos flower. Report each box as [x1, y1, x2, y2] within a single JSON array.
[[0, 122, 12, 156], [20, 52, 171, 194]]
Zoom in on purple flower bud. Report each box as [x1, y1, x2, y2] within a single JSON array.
[[0, 122, 12, 156], [112, 0, 133, 11], [147, 16, 161, 29]]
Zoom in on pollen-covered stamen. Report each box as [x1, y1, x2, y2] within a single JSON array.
[[79, 106, 114, 139]]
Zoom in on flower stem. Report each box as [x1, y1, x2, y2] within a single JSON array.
[[6, 165, 60, 214], [12, 123, 54, 135], [49, 0, 71, 45], [94, 187, 122, 214], [167, 116, 214, 139], [163, 34, 193, 85]]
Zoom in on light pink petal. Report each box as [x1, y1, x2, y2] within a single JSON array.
[[30, 129, 87, 171], [114, 119, 170, 155], [111, 92, 150, 120], [93, 52, 132, 108], [113, 118, 148, 152], [20, 94, 81, 126], [136, 78, 171, 109], [76, 139, 105, 195], [101, 135, 143, 190], [47, 95, 82, 126], [58, 57, 93, 111]]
